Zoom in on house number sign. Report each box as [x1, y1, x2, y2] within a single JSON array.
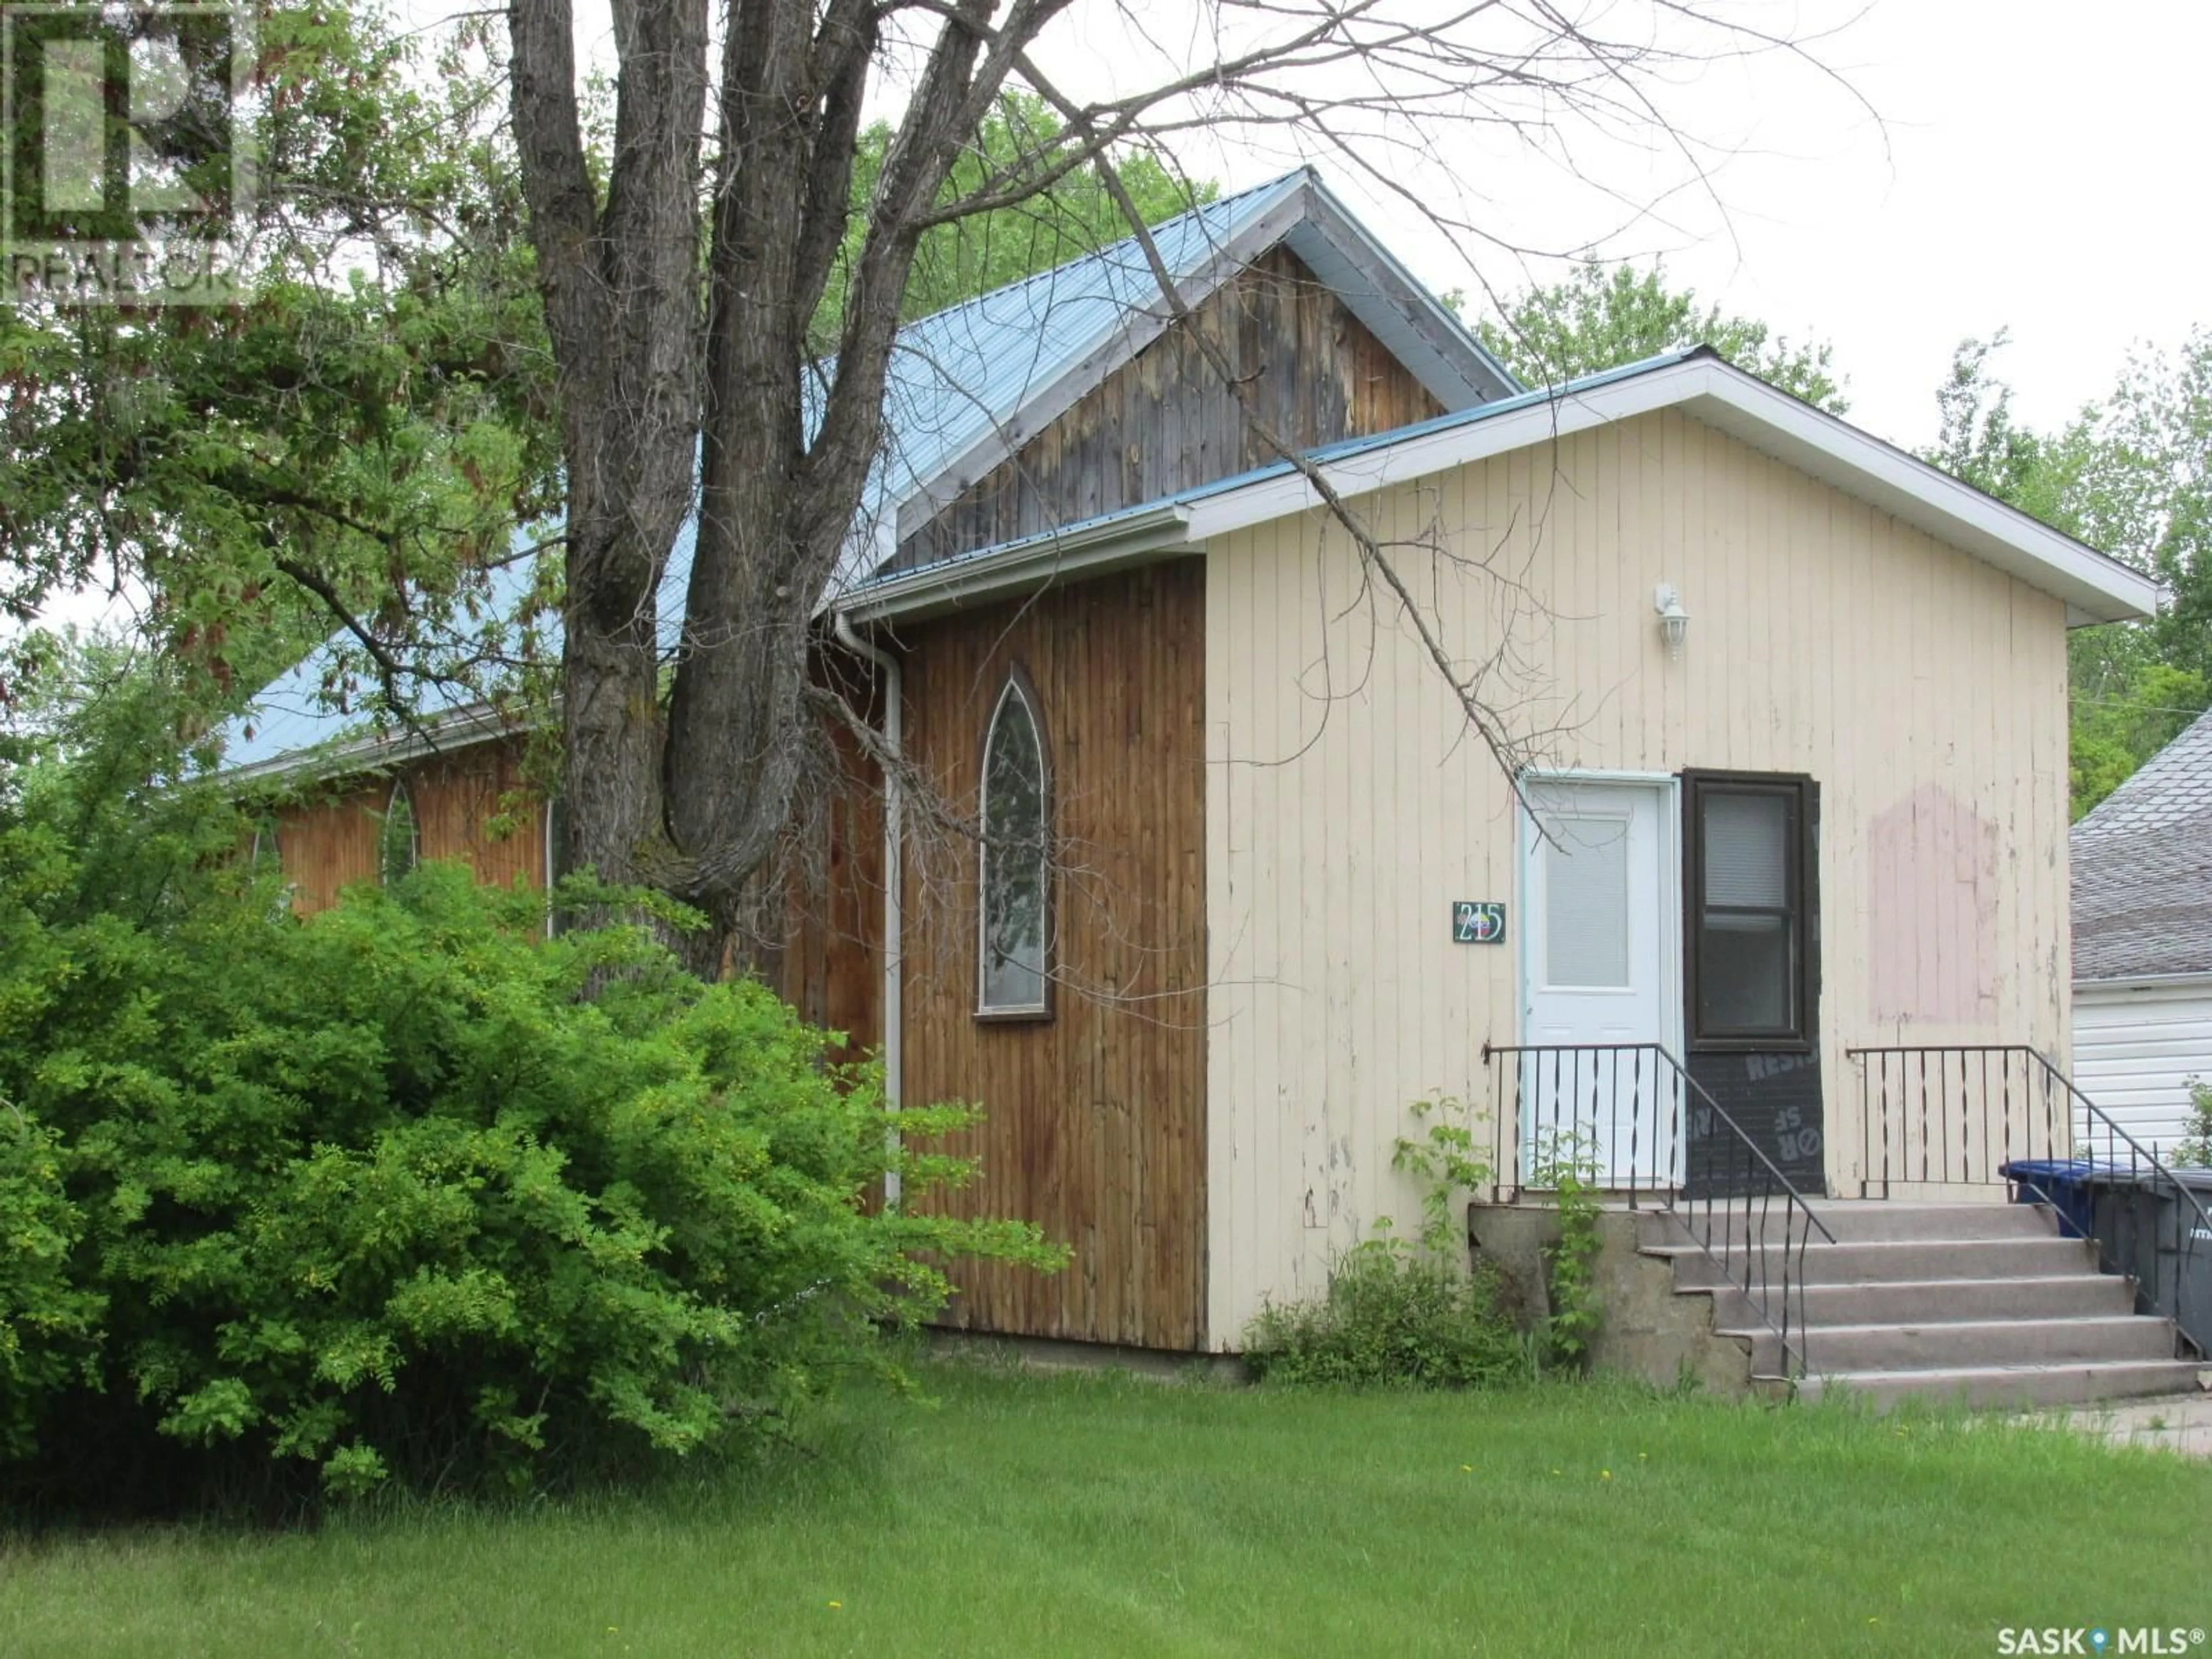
[[1452, 902, 1506, 944]]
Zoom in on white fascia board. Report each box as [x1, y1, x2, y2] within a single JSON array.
[[839, 503, 1195, 626], [1183, 357, 2160, 626], [1286, 182, 1521, 406]]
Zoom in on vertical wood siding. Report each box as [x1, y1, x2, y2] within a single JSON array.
[[891, 246, 1443, 573], [778, 711, 886, 1057], [898, 562, 1209, 1349], [270, 741, 548, 914], [1203, 409, 2072, 1346]]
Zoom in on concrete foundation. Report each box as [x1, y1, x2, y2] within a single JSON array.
[[925, 1328, 1247, 1384], [1466, 1201, 1755, 1393]]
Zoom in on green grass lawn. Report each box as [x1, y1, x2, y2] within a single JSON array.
[[4, 1362, 2207, 1658]]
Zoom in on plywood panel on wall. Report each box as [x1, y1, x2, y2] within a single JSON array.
[[897, 562, 1209, 1350], [892, 245, 1444, 573], [1203, 410, 2073, 1346]]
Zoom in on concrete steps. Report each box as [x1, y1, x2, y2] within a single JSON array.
[[1638, 1199, 2209, 1411], [1782, 1361, 2209, 1412], [1653, 1235, 2093, 1287]]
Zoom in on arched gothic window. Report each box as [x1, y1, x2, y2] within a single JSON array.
[[378, 779, 420, 887], [978, 668, 1051, 1016], [245, 815, 298, 918]]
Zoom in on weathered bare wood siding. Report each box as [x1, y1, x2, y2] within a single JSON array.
[[1203, 408, 2071, 1346], [892, 245, 1443, 573], [270, 741, 548, 914], [272, 779, 385, 915], [777, 710, 886, 1057], [897, 562, 1209, 1349]]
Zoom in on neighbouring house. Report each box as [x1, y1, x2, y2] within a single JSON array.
[[226, 166, 2162, 1364], [2071, 707, 2212, 1156]]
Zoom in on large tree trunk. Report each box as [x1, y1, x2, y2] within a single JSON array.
[[661, 0, 825, 928], [507, 0, 1107, 972], [510, 0, 710, 895], [623, 0, 1007, 968]]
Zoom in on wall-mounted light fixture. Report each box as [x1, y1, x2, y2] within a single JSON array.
[[1653, 582, 1690, 658]]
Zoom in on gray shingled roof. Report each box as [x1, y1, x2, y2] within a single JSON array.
[[2072, 705, 2212, 980]]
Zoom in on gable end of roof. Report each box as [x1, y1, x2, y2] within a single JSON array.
[[881, 168, 1520, 555]]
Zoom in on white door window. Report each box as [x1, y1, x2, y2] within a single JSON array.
[[1522, 780, 1679, 1185]]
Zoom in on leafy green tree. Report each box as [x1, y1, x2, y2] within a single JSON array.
[[813, 99, 1213, 349], [1478, 263, 1848, 412], [1924, 332, 2212, 817], [2070, 659, 2207, 816], [0, 7, 559, 732]]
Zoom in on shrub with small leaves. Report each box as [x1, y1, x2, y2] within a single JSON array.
[[0, 821, 1062, 1510], [0, 1099, 103, 1461], [1243, 1235, 1535, 1389]]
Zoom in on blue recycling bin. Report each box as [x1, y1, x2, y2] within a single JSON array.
[[2000, 1158, 2103, 1239]]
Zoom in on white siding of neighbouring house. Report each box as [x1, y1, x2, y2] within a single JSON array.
[[2072, 977, 2212, 1157], [1201, 407, 2074, 1349]]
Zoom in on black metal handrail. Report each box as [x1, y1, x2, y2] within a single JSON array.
[[1847, 1044, 2212, 1356], [1481, 1041, 1836, 1377], [1845, 1044, 2066, 1196], [1478, 1041, 1681, 1203]]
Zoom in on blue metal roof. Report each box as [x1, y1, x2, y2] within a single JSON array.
[[838, 168, 1320, 587], [221, 167, 1509, 772]]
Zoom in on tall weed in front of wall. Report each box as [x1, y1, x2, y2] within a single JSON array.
[[1240, 1100, 1609, 1386], [1242, 1094, 1539, 1388], [1241, 1237, 1536, 1389]]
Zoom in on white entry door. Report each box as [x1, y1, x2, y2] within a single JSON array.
[[1521, 780, 1680, 1187]]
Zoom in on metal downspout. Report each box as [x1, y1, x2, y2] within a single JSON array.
[[831, 612, 903, 1206]]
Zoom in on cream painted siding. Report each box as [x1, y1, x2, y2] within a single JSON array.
[[2072, 978, 2212, 1155], [1202, 408, 2073, 1348]]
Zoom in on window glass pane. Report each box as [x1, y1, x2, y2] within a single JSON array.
[[981, 684, 1048, 1009], [1704, 791, 1787, 907], [1699, 912, 1792, 1032], [1543, 816, 1630, 988], [379, 787, 418, 887]]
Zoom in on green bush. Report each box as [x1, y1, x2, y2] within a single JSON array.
[[1241, 1238, 1535, 1389], [0, 820, 1059, 1509], [2177, 1079, 2212, 1168]]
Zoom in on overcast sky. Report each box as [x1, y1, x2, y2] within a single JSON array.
[[1244, 0, 2208, 452], [513, 0, 2211, 457]]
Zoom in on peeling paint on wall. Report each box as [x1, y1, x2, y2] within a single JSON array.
[[1868, 783, 1999, 1025]]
